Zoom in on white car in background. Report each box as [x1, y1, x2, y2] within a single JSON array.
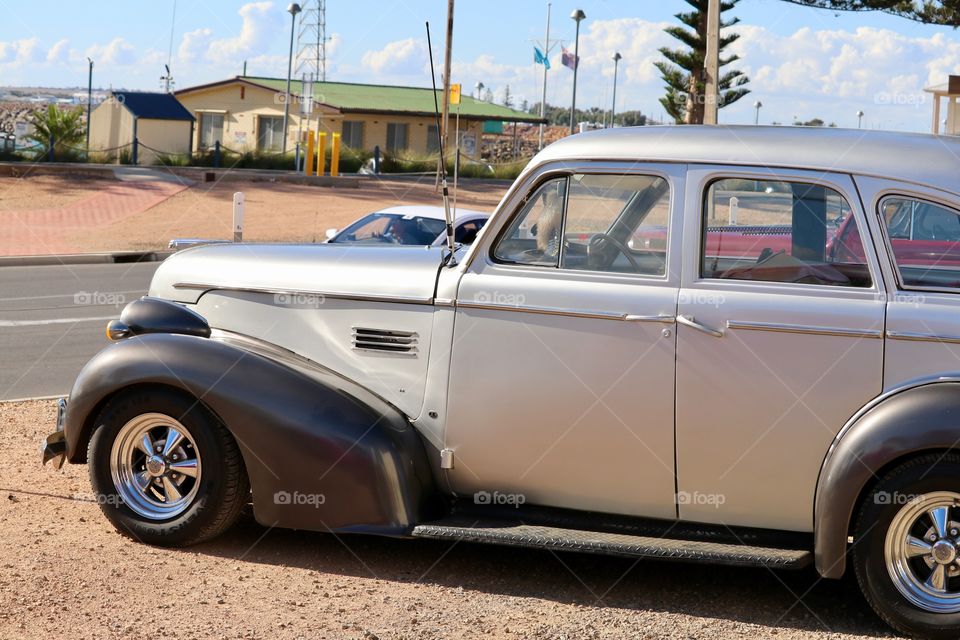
[[325, 205, 489, 246]]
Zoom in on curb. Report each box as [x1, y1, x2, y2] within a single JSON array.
[[0, 394, 66, 404], [0, 250, 173, 267]]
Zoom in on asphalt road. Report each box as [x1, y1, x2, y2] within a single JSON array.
[[0, 261, 160, 400]]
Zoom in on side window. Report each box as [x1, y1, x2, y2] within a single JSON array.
[[881, 197, 960, 289], [562, 174, 670, 275], [701, 178, 871, 287], [493, 173, 671, 275], [493, 177, 567, 267]]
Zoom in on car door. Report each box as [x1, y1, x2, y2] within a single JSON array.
[[675, 167, 886, 532], [444, 163, 684, 520]]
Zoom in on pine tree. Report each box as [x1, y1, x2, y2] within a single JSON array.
[[654, 0, 750, 124], [502, 85, 514, 108]]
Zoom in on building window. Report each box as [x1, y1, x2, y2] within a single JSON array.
[[257, 116, 284, 152], [426, 125, 440, 154], [199, 113, 224, 149], [342, 121, 363, 148], [386, 123, 408, 152]]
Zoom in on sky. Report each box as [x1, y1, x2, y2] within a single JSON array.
[[1, 0, 959, 131]]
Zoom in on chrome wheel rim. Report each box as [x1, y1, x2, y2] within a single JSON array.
[[884, 491, 960, 614], [109, 413, 202, 520]]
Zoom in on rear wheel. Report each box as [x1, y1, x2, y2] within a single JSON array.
[[87, 388, 249, 546], [852, 454, 960, 639]]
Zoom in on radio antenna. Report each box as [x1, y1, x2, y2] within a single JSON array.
[[425, 21, 457, 266]]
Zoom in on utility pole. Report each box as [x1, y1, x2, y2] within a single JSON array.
[[703, 0, 720, 125], [610, 52, 622, 129], [440, 0, 455, 153], [538, 2, 552, 150], [85, 58, 93, 155]]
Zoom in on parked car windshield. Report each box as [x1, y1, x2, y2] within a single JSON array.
[[332, 213, 447, 245]]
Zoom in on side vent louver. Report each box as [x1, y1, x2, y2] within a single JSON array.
[[352, 327, 419, 355]]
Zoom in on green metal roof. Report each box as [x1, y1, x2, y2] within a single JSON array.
[[242, 76, 544, 124]]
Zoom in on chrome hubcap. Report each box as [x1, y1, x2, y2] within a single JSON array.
[[884, 492, 960, 613], [109, 413, 202, 520]]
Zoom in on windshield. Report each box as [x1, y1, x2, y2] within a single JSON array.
[[332, 213, 446, 245]]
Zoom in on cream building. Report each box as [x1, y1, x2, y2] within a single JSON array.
[[88, 91, 194, 164]]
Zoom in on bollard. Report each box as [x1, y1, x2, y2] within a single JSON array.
[[132, 137, 138, 165], [305, 130, 315, 176], [317, 132, 326, 176], [213, 141, 221, 168], [373, 145, 381, 174], [330, 132, 341, 177], [233, 192, 245, 242], [729, 196, 739, 225], [48, 134, 55, 162]]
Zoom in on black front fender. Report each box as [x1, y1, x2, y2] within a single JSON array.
[[63, 333, 438, 536]]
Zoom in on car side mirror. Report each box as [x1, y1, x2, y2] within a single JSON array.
[[325, 228, 338, 240]]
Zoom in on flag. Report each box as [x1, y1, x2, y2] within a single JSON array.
[[534, 46, 551, 70], [561, 47, 578, 70], [449, 83, 461, 105]]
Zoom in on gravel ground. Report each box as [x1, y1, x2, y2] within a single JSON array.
[[0, 400, 900, 639]]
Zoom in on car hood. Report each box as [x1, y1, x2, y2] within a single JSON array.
[[149, 242, 448, 305]]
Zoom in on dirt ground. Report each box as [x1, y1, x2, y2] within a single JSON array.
[[0, 399, 900, 640], [0, 172, 508, 255]]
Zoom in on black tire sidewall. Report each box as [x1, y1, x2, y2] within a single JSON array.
[[88, 388, 236, 546], [853, 455, 960, 639]]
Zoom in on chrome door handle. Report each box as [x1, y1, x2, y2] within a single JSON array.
[[677, 315, 724, 338]]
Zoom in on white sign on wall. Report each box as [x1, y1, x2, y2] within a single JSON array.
[[461, 133, 477, 158], [13, 121, 33, 148]]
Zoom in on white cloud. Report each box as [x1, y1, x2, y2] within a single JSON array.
[[0, 38, 41, 65], [178, 28, 213, 64], [206, 2, 282, 65], [86, 37, 136, 66], [46, 39, 69, 64], [360, 38, 428, 76]]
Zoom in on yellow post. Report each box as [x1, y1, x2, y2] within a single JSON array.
[[317, 132, 327, 176], [305, 130, 315, 176], [330, 133, 341, 177]]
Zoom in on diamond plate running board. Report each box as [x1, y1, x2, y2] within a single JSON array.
[[412, 518, 813, 569]]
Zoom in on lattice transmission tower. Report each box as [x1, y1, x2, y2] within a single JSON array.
[[295, 0, 328, 82]]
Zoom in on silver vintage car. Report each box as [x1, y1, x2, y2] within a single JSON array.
[[43, 126, 960, 639]]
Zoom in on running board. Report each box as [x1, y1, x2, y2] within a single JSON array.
[[412, 518, 813, 569]]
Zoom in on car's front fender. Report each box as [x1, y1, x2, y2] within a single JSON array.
[[814, 381, 960, 578], [62, 332, 439, 536]]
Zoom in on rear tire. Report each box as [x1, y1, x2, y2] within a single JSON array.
[[852, 453, 960, 639], [87, 387, 249, 546]]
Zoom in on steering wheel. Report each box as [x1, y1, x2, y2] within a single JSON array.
[[588, 233, 643, 272]]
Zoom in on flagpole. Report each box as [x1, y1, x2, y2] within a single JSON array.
[[538, 2, 551, 151]]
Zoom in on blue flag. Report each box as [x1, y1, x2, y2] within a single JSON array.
[[534, 46, 551, 70]]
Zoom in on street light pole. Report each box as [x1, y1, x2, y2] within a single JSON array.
[[610, 52, 621, 129], [568, 8, 585, 135], [753, 100, 762, 125], [281, 2, 301, 155], [86, 58, 93, 155], [857, 110, 865, 128]]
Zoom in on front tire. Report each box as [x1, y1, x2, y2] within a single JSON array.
[[852, 453, 960, 639], [87, 388, 249, 546]]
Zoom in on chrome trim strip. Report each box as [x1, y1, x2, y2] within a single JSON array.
[[886, 330, 960, 345], [172, 282, 434, 306], [458, 300, 676, 323], [433, 298, 456, 307], [726, 320, 882, 339]]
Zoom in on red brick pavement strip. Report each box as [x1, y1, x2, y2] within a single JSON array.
[[0, 180, 188, 256]]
